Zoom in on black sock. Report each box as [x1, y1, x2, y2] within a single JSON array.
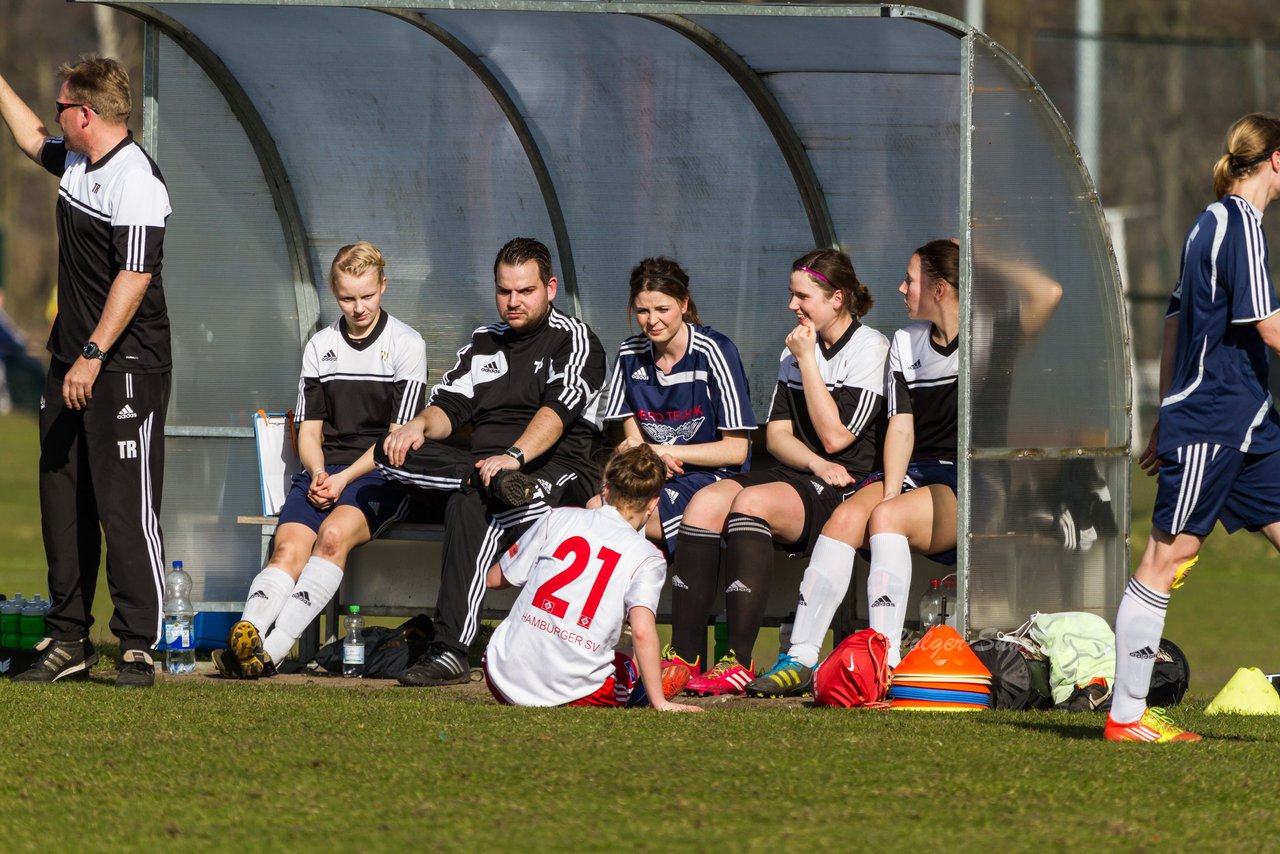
[[724, 513, 773, 668], [669, 523, 722, 666]]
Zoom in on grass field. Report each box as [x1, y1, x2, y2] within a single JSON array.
[[2, 410, 1279, 851]]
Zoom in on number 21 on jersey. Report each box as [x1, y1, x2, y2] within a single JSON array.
[[532, 536, 620, 630]]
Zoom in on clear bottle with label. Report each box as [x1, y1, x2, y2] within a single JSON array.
[[778, 612, 795, 654], [163, 561, 196, 674], [918, 579, 942, 630], [343, 605, 365, 678], [940, 575, 958, 627]]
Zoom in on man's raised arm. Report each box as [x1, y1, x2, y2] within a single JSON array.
[[0, 71, 53, 163]]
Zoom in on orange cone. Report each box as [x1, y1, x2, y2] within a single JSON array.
[[893, 625, 992, 681]]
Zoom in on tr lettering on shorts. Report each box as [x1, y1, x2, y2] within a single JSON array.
[[117, 440, 138, 459]]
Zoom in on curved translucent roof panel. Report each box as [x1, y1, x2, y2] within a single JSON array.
[[100, 0, 1130, 631]]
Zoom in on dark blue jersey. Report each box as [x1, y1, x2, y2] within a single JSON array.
[[602, 324, 757, 475], [1160, 195, 1280, 454]]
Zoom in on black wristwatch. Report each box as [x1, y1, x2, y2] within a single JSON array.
[[81, 341, 107, 362], [504, 446, 525, 466]]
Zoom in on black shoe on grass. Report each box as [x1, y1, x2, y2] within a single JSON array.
[[116, 649, 155, 688], [398, 644, 470, 686], [13, 638, 98, 683]]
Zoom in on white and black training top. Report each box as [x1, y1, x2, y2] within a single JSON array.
[[295, 311, 428, 466], [430, 305, 606, 465], [41, 134, 171, 372], [767, 318, 889, 478], [886, 321, 958, 463]]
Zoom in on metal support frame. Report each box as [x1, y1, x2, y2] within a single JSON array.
[[374, 8, 582, 317], [956, 32, 974, 637]]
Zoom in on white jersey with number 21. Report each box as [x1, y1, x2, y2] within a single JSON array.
[[485, 505, 667, 706]]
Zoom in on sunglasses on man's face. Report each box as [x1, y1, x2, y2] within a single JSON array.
[[55, 101, 95, 117]]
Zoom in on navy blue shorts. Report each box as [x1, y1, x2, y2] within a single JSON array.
[[858, 459, 957, 565], [277, 465, 411, 536], [656, 470, 724, 554], [1153, 442, 1280, 536]]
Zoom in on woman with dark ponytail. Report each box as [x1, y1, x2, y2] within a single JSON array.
[[600, 257, 757, 555]]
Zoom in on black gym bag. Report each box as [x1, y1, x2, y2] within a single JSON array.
[[313, 613, 434, 677]]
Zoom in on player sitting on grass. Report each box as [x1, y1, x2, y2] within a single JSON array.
[[214, 242, 427, 678], [481, 445, 702, 711]]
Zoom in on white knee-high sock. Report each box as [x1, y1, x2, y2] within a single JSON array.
[[1110, 577, 1169, 724], [867, 533, 912, 668], [790, 535, 857, 668], [263, 557, 344, 664], [239, 567, 296, 634]]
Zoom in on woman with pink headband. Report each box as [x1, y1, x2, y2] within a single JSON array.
[[666, 248, 889, 696]]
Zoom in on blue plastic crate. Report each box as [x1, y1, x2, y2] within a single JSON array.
[[158, 612, 240, 653]]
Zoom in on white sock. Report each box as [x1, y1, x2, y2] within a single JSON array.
[[867, 533, 912, 668], [1110, 577, 1168, 724], [790, 535, 856, 668], [263, 557, 344, 664], [239, 566, 295, 634]]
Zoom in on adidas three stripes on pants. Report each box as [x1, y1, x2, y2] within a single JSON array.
[[375, 438, 597, 656], [39, 360, 170, 653]]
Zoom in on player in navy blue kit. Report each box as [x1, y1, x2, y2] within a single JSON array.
[[377, 238, 605, 686], [215, 242, 427, 679], [669, 249, 889, 695], [599, 257, 756, 553], [2, 56, 172, 686], [1107, 114, 1280, 743]]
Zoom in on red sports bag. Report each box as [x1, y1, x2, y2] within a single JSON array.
[[813, 628, 891, 708]]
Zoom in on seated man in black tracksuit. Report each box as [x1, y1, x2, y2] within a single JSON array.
[[376, 237, 606, 686]]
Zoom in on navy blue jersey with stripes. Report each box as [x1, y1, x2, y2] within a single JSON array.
[[767, 318, 888, 478], [602, 324, 757, 475], [41, 134, 171, 372], [886, 321, 958, 464], [1160, 194, 1280, 454], [296, 311, 428, 466]]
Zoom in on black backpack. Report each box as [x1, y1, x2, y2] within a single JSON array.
[[313, 613, 434, 678], [969, 637, 1053, 710]]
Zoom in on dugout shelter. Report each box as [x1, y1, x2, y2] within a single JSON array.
[[85, 0, 1131, 635]]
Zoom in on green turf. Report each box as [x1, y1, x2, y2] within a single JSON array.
[[0, 678, 1277, 851]]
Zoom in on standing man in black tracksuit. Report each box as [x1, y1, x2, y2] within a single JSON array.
[[377, 237, 605, 685], [0, 56, 171, 688]]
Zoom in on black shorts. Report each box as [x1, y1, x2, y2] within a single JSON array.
[[727, 465, 859, 558]]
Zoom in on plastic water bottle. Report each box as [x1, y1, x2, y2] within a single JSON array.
[[163, 561, 196, 674], [940, 575, 958, 627], [343, 605, 365, 678], [19, 595, 47, 650], [778, 612, 795, 654], [713, 611, 728, 662], [918, 579, 942, 630], [1, 595, 22, 649]]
